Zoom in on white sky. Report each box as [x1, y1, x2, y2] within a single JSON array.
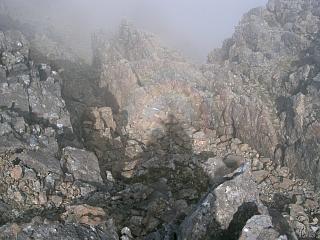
[[4, 0, 268, 62]]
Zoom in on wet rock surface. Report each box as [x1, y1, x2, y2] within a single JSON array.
[[0, 0, 320, 239]]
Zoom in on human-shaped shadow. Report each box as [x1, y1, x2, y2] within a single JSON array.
[[114, 114, 210, 236]]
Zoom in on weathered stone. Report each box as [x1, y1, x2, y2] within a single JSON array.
[[13, 191, 24, 203], [239, 144, 250, 152], [61, 147, 103, 183], [0, 82, 29, 111], [239, 215, 280, 240], [0, 66, 6, 82], [304, 199, 319, 210], [17, 150, 62, 176], [178, 188, 198, 200], [0, 219, 119, 240], [178, 165, 266, 240], [51, 195, 63, 207], [121, 227, 133, 238], [259, 157, 271, 164], [278, 167, 290, 178], [223, 154, 245, 170], [12, 117, 25, 134], [293, 194, 305, 205], [129, 216, 144, 235], [0, 122, 11, 136], [62, 204, 106, 226], [277, 178, 295, 190], [252, 170, 269, 184], [0, 3, 320, 240], [38, 64, 51, 81], [10, 165, 23, 180], [106, 170, 115, 182], [86, 107, 116, 131], [38, 192, 47, 205], [201, 157, 230, 183]]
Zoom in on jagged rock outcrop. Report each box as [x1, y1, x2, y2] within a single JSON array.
[[1, 0, 320, 239], [59, 14, 320, 239], [204, 0, 320, 188], [89, 21, 214, 179], [0, 29, 119, 239], [92, 20, 210, 130], [178, 164, 267, 240]]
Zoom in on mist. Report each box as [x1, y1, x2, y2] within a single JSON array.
[[2, 0, 268, 62]]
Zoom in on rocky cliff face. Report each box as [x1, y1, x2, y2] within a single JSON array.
[[0, 0, 320, 239], [205, 0, 320, 187], [0, 29, 120, 239]]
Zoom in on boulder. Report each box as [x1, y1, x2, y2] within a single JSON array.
[[61, 147, 103, 184], [178, 164, 266, 240], [239, 215, 281, 240], [17, 150, 62, 175]]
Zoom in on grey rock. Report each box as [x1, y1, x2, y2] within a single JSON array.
[[61, 147, 103, 184], [27, 75, 71, 127], [12, 117, 26, 133], [0, 3, 319, 240], [0, 65, 6, 82], [239, 215, 281, 240], [201, 157, 231, 183], [121, 227, 133, 238], [91, 21, 209, 144], [178, 165, 266, 240], [0, 134, 26, 153], [0, 82, 29, 111], [38, 63, 51, 81], [204, 0, 320, 187], [0, 122, 11, 136], [17, 150, 62, 175], [0, 220, 119, 240]]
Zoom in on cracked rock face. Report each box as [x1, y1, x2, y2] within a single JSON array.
[[0, 28, 117, 238], [205, 0, 320, 187]]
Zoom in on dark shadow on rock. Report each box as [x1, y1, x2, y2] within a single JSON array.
[[40, 56, 129, 182], [0, 201, 13, 226], [220, 202, 259, 240], [268, 208, 295, 239], [259, 194, 296, 240], [0, 106, 79, 153], [264, 194, 298, 239], [150, 190, 262, 240], [58, 60, 120, 113], [27, 40, 124, 145], [136, 115, 261, 239], [96, 114, 215, 238], [271, 193, 293, 212], [128, 114, 209, 196]]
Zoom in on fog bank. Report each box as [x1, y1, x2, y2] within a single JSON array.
[[2, 0, 268, 62]]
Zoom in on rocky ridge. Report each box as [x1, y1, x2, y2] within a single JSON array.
[[0, 0, 320, 239], [204, 0, 320, 187]]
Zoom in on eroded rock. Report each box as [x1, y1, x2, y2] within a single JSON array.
[[61, 147, 103, 184]]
